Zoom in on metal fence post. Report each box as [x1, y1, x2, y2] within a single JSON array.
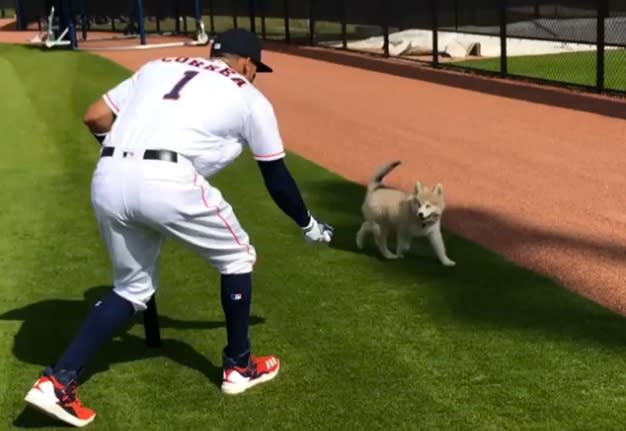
[[174, 0, 181, 33], [14, 0, 25, 30], [283, 0, 290, 43], [308, 0, 315, 46], [260, 0, 267, 39], [381, 0, 389, 57], [80, 0, 87, 40], [432, 0, 439, 67], [596, 0, 607, 91], [249, 0, 256, 32], [339, 0, 347, 49], [533, 0, 540, 18], [499, 0, 508, 77], [137, 0, 146, 45], [193, 0, 202, 36], [207, 0, 215, 35]]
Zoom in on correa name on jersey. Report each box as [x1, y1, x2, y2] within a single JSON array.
[[161, 56, 248, 88]]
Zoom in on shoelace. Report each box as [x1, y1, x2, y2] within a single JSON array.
[[248, 357, 260, 377], [59, 381, 80, 405], [234, 358, 258, 378]]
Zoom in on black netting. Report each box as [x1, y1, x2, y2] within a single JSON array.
[[283, 0, 310, 43], [436, 0, 502, 73], [230, 0, 253, 31], [257, 0, 286, 40], [259, 0, 283, 19], [79, 0, 135, 18], [431, 0, 501, 34], [607, 0, 626, 46], [0, 0, 14, 17], [606, 0, 626, 91], [506, 0, 597, 44], [344, 0, 381, 27], [503, 1, 598, 88], [389, 0, 433, 30], [15, 0, 48, 25], [205, 0, 236, 33], [387, 0, 434, 61], [11, 0, 625, 94], [69, 0, 199, 35], [448, 0, 501, 35], [343, 0, 384, 53], [311, 0, 343, 45]]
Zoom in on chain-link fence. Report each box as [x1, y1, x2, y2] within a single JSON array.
[[502, 1, 599, 88], [247, 0, 624, 95], [11, 0, 625, 95], [0, 0, 15, 18], [605, 0, 626, 91]]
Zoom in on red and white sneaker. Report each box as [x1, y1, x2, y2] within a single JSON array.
[[24, 367, 96, 428], [221, 354, 280, 395]]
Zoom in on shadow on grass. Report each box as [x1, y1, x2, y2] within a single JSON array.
[[1, 285, 266, 429], [306, 177, 626, 347]]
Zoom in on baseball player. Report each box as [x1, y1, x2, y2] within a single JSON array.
[[23, 28, 334, 427]]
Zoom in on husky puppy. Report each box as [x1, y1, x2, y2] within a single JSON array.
[[355, 160, 455, 266]]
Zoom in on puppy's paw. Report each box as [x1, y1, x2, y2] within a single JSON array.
[[383, 252, 400, 260], [355, 235, 364, 250], [441, 258, 456, 267]]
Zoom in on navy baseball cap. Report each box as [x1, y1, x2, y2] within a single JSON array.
[[211, 28, 272, 73]]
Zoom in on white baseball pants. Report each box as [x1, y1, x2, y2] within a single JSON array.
[[90, 148, 256, 311]]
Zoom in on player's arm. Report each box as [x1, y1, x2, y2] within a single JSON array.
[[83, 99, 116, 144], [83, 72, 136, 144], [245, 97, 333, 243], [257, 158, 310, 227], [258, 159, 333, 243]]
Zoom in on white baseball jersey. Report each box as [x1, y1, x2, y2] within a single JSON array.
[[102, 56, 286, 178], [91, 56, 291, 310]]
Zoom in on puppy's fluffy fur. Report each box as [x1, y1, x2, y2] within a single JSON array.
[[355, 160, 455, 266]]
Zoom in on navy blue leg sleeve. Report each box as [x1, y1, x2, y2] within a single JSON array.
[[53, 290, 135, 375], [221, 273, 252, 366]]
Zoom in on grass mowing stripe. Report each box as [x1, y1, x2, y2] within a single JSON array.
[[0, 45, 133, 428], [0, 47, 74, 428]]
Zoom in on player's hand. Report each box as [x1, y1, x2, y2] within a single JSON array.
[[302, 214, 334, 244]]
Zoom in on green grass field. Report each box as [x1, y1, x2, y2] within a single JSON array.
[[2, 43, 626, 430], [454, 49, 626, 91]]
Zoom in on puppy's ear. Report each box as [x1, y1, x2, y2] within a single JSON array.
[[433, 183, 444, 197], [415, 181, 423, 195]]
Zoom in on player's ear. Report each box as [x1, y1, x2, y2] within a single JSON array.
[[242, 58, 257, 82], [241, 57, 250, 71]]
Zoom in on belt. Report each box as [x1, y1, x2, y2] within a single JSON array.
[[100, 146, 178, 163]]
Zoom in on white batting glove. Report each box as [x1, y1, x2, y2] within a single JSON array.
[[302, 214, 334, 244]]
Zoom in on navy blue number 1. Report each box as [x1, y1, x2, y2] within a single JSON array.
[[163, 70, 199, 100]]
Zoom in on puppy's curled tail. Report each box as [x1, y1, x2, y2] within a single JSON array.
[[367, 160, 402, 193]]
